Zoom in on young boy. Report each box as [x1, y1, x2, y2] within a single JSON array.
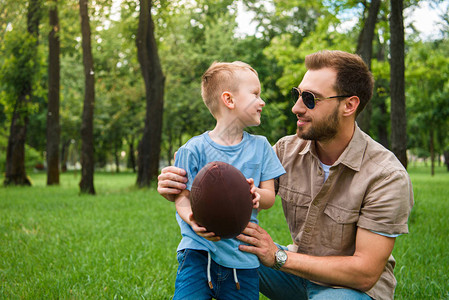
[[173, 61, 285, 299]]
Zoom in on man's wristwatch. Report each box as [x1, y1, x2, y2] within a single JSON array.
[[272, 248, 288, 270]]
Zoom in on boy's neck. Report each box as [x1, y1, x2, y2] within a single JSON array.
[[209, 121, 245, 146]]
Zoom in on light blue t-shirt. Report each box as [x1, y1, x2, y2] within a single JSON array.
[[174, 131, 286, 269]]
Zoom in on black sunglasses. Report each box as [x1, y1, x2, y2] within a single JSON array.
[[291, 87, 352, 109]]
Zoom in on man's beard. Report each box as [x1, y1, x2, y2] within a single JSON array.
[[296, 105, 340, 142]]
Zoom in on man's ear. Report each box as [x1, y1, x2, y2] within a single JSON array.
[[342, 96, 360, 117], [221, 91, 235, 109]]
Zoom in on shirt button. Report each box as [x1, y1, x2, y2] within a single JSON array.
[[305, 228, 311, 233]]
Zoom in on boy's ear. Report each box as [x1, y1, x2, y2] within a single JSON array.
[[342, 96, 360, 117], [221, 91, 235, 109]]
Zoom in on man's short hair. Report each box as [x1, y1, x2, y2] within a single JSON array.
[[305, 50, 374, 116], [201, 61, 258, 117]]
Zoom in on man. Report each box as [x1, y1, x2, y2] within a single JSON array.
[[158, 50, 414, 299]]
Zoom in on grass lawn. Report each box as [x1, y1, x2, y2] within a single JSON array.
[[1, 166, 448, 299]]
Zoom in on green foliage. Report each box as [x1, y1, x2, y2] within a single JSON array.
[[159, 0, 242, 160], [1, 0, 449, 172], [0, 31, 39, 112], [263, 21, 353, 95], [406, 39, 449, 154]]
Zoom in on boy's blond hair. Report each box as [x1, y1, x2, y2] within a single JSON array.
[[201, 61, 258, 117]]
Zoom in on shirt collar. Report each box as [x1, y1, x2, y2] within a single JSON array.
[[297, 124, 367, 172], [334, 124, 367, 171]]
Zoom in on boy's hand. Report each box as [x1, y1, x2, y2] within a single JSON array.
[[188, 213, 221, 242], [247, 178, 260, 209]]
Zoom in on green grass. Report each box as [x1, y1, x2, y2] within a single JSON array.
[[0, 172, 179, 299], [1, 167, 448, 299], [393, 166, 449, 299]]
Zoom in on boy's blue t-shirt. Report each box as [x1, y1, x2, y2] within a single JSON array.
[[174, 131, 286, 269]]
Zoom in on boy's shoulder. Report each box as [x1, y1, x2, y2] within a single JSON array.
[[245, 132, 270, 144], [180, 132, 208, 149]]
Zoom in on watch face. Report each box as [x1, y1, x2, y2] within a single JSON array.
[[276, 250, 287, 261]]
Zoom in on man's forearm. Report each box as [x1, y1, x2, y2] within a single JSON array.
[[281, 252, 379, 292], [280, 230, 394, 292]]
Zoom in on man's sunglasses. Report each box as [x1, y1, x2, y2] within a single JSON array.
[[291, 87, 352, 110]]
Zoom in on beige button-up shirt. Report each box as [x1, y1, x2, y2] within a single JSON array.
[[274, 125, 414, 300]]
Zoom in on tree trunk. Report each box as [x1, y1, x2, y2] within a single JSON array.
[[60, 139, 71, 172], [127, 136, 136, 173], [374, 35, 389, 148], [377, 99, 389, 148], [136, 0, 165, 188], [430, 128, 434, 176], [5, 105, 32, 186], [79, 0, 95, 194], [389, 0, 408, 169], [4, 0, 41, 186], [356, 0, 381, 134], [46, 0, 60, 185]]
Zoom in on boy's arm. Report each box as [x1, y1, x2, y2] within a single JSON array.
[[254, 179, 276, 210], [174, 189, 193, 223], [174, 189, 221, 242]]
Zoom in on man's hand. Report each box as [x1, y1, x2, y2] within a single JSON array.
[[237, 222, 279, 267], [157, 166, 188, 202]]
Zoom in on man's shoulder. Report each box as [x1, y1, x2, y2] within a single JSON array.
[[276, 134, 308, 151], [276, 134, 303, 145], [363, 134, 407, 173]]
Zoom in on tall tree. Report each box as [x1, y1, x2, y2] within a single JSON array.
[[356, 0, 381, 134], [3, 0, 41, 186], [79, 0, 95, 194], [389, 0, 407, 168], [136, 0, 165, 187], [46, 0, 60, 185]]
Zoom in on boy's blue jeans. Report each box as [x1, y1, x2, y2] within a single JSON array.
[[173, 247, 371, 300], [258, 245, 372, 300], [173, 249, 259, 300]]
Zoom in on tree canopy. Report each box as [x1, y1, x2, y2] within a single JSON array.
[[1, 0, 449, 182]]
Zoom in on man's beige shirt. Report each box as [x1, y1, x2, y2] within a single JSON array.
[[274, 125, 414, 300]]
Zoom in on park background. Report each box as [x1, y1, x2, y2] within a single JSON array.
[[1, 0, 448, 298]]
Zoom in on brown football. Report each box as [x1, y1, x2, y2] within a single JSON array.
[[190, 161, 253, 239]]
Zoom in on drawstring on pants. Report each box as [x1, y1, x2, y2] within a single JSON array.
[[233, 268, 240, 290], [207, 252, 213, 289], [206, 252, 240, 290]]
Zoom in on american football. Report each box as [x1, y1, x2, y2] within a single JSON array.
[[190, 161, 253, 239]]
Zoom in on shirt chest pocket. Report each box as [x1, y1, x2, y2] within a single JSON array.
[[241, 162, 261, 184], [277, 186, 311, 244], [321, 204, 360, 253]]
